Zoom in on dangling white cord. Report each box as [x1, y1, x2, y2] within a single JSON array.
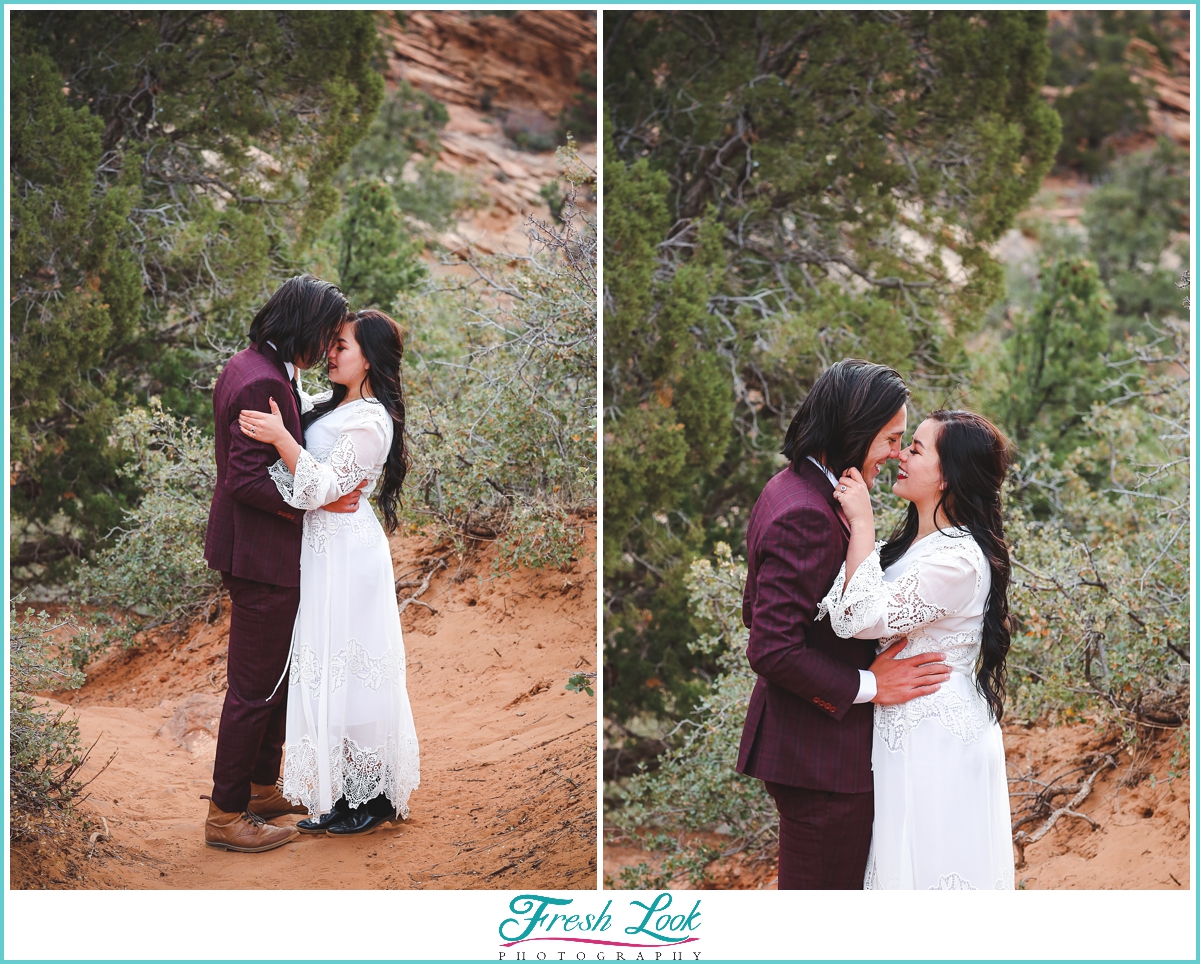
[[268, 629, 297, 702]]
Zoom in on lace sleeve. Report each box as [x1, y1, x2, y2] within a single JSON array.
[[819, 540, 983, 639], [818, 544, 888, 638], [268, 404, 391, 511]]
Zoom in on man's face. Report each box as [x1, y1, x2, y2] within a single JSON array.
[[860, 406, 908, 489]]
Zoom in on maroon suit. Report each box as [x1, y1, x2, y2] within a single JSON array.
[[737, 458, 877, 888], [204, 342, 304, 813]]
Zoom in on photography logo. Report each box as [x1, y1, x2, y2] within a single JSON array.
[[498, 893, 702, 960]]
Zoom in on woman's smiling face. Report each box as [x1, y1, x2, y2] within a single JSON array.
[[893, 418, 945, 507]]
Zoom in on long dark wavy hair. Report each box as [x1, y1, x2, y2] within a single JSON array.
[[248, 274, 347, 366], [304, 310, 408, 532], [879, 410, 1013, 722], [782, 359, 910, 476]]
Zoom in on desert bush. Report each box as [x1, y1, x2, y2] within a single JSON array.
[[9, 597, 92, 835], [1082, 141, 1189, 333], [72, 397, 221, 646], [607, 543, 775, 887], [1006, 322, 1190, 734], [399, 142, 597, 570], [1054, 64, 1148, 177]]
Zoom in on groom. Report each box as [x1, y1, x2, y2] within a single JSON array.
[[736, 359, 951, 888], [201, 275, 363, 853]]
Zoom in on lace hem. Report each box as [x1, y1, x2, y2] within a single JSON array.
[[867, 856, 1010, 891], [282, 732, 420, 817], [290, 638, 406, 698], [930, 873, 1013, 890]]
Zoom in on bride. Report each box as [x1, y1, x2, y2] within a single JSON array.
[[820, 409, 1015, 890], [238, 309, 420, 836]]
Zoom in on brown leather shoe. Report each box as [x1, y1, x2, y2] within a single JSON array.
[[203, 799, 299, 853], [247, 782, 307, 819]]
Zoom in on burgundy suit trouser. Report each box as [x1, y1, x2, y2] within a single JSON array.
[[765, 781, 874, 890], [211, 573, 300, 813]]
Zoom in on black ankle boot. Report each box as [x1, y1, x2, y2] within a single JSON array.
[[296, 797, 350, 834]]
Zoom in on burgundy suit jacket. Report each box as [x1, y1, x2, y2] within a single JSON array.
[[735, 458, 877, 794], [203, 342, 304, 588]]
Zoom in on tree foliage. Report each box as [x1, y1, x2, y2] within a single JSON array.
[[333, 178, 428, 309], [1045, 11, 1183, 175], [603, 10, 1061, 724], [993, 256, 1115, 453], [10, 11, 383, 581]]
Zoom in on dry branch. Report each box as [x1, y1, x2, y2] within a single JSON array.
[[1012, 752, 1119, 868], [397, 557, 447, 615]]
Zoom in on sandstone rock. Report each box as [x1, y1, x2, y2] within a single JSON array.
[[157, 692, 224, 755]]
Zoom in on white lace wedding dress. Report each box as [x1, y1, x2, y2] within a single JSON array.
[[268, 394, 420, 818], [818, 527, 1014, 890]]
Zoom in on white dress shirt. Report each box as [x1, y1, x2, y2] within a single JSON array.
[[266, 340, 295, 381], [807, 456, 877, 704]]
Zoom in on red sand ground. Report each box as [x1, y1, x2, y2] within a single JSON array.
[[13, 531, 598, 890], [604, 721, 1191, 890]]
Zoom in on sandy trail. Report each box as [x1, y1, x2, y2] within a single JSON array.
[[33, 532, 598, 890], [603, 721, 1190, 890]]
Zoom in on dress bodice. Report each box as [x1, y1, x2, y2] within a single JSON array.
[[268, 394, 394, 555], [818, 528, 995, 751], [299, 395, 393, 501]]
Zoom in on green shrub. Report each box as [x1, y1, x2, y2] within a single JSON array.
[[342, 81, 481, 233], [9, 597, 92, 832], [1082, 141, 1190, 333], [333, 178, 428, 308], [607, 543, 775, 887], [72, 397, 221, 645]]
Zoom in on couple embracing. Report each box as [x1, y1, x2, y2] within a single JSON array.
[[201, 275, 419, 852], [738, 360, 1015, 890]]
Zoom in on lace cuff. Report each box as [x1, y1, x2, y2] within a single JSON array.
[[818, 545, 888, 638], [269, 449, 327, 510], [297, 388, 333, 415]]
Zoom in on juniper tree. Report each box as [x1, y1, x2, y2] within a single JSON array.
[[10, 11, 382, 579], [994, 256, 1115, 457]]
